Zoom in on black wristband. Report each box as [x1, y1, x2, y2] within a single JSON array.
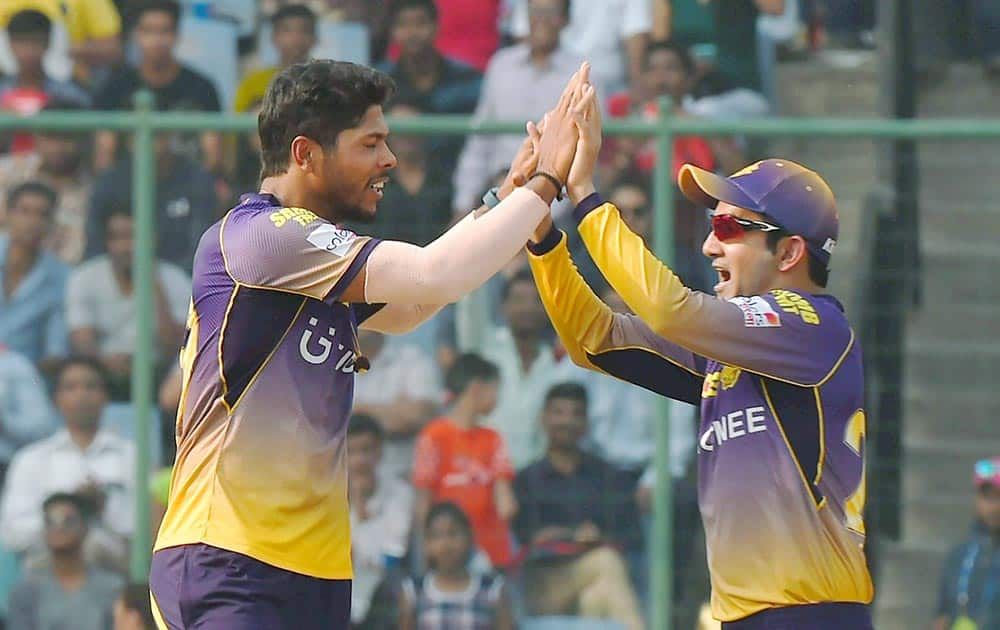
[[529, 171, 564, 201]]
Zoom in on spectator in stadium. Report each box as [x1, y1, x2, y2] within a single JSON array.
[[513, 382, 645, 630], [348, 413, 413, 628], [0, 345, 56, 484], [377, 0, 482, 172], [85, 132, 217, 272], [233, 4, 317, 113], [0, 10, 91, 155], [603, 41, 745, 184], [932, 456, 1000, 630], [507, 0, 652, 97], [0, 99, 94, 264], [0, 357, 135, 573], [481, 269, 565, 469], [113, 582, 157, 630], [93, 0, 222, 175], [451, 0, 582, 215], [412, 353, 517, 570], [0, 0, 122, 86], [67, 205, 190, 401], [354, 329, 442, 481], [399, 502, 514, 630], [666, 0, 782, 119], [366, 101, 453, 246], [425, 0, 503, 72], [6, 492, 123, 630], [0, 181, 69, 364]]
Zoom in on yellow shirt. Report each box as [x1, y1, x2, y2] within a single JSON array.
[[232, 66, 278, 113], [0, 0, 121, 44]]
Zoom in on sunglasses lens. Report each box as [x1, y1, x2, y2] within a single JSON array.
[[712, 214, 744, 241]]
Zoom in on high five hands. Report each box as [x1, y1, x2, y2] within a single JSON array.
[[496, 62, 602, 242]]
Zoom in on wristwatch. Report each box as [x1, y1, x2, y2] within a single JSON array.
[[482, 186, 501, 209]]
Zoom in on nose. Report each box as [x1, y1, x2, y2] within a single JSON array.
[[702, 229, 723, 259], [381, 144, 397, 170]]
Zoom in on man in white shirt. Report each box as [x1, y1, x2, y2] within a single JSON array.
[[66, 207, 189, 400], [482, 268, 571, 469], [451, 0, 583, 215], [0, 356, 135, 572], [354, 329, 443, 480], [347, 413, 413, 626], [508, 0, 651, 97]]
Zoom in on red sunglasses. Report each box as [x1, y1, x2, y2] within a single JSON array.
[[709, 213, 785, 242]]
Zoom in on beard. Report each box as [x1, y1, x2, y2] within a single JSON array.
[[334, 202, 377, 224]]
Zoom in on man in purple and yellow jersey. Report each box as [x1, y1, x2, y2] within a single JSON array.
[[148, 59, 596, 629], [522, 90, 875, 627]]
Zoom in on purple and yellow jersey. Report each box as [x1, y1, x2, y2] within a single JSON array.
[[153, 192, 384, 579], [526, 195, 874, 622]]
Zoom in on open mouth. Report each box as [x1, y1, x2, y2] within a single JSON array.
[[713, 267, 732, 294], [368, 177, 388, 197]]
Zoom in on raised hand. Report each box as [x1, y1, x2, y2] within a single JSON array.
[[566, 81, 601, 205], [499, 118, 544, 199], [535, 62, 592, 191]]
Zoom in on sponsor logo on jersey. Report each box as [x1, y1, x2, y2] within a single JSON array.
[[770, 289, 820, 325], [702, 365, 743, 398], [699, 406, 768, 452], [307, 224, 357, 257], [729, 296, 782, 328], [269, 207, 319, 228]]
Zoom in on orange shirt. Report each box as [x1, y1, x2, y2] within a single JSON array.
[[413, 417, 514, 567]]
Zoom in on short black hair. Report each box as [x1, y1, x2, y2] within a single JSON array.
[[130, 0, 181, 30], [348, 413, 384, 443], [392, 0, 438, 23], [544, 381, 588, 408], [764, 231, 829, 288], [645, 40, 695, 76], [425, 501, 473, 536], [7, 180, 57, 214], [500, 268, 537, 303], [8, 9, 51, 38], [272, 4, 317, 31], [257, 60, 395, 179], [119, 583, 156, 629], [445, 353, 499, 397], [528, 0, 572, 17], [52, 356, 111, 395], [42, 492, 88, 518]]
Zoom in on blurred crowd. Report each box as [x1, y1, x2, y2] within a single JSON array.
[[0, 0, 991, 629]]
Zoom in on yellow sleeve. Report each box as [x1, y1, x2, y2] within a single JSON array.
[[527, 229, 704, 404], [74, 0, 121, 40], [233, 68, 277, 113]]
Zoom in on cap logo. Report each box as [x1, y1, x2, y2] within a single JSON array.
[[732, 162, 764, 178], [822, 238, 837, 254]]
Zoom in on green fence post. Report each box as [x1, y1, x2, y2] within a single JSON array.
[[129, 90, 155, 581], [651, 97, 677, 630]]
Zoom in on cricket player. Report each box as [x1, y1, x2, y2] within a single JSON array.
[[524, 86, 875, 628], [148, 59, 593, 629]]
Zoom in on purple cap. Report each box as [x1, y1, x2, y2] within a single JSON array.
[[678, 159, 839, 268]]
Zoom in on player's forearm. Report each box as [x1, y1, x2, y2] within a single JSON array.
[[364, 186, 551, 304], [575, 194, 699, 337]]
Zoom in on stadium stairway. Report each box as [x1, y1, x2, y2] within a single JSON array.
[[772, 56, 1000, 629]]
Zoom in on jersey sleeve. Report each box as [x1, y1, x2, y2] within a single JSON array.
[[574, 195, 855, 386], [411, 429, 442, 489], [527, 228, 705, 405], [221, 207, 381, 305]]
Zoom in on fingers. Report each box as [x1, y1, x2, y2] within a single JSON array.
[[556, 68, 581, 112]]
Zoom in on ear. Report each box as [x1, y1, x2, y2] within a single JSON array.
[[289, 136, 319, 173], [776, 235, 809, 273]]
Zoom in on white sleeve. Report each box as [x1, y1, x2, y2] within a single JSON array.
[[0, 449, 45, 552], [622, 0, 653, 37], [509, 0, 529, 38], [363, 187, 549, 304], [161, 265, 192, 324], [65, 267, 95, 330]]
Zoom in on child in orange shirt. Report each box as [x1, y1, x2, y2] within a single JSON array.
[[412, 353, 517, 569]]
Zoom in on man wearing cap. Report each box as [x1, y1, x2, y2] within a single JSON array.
[[933, 458, 1000, 630], [521, 90, 874, 627]]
